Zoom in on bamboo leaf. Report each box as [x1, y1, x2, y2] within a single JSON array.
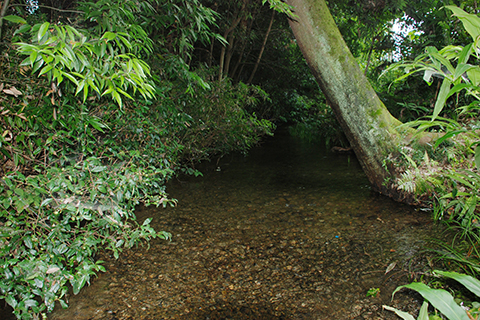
[[61, 72, 79, 86], [116, 87, 133, 100], [101, 32, 117, 41], [29, 51, 38, 65], [446, 83, 473, 101], [427, 47, 455, 75], [3, 15, 27, 24]]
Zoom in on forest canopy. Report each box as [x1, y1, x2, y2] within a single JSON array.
[[1, 0, 480, 319]]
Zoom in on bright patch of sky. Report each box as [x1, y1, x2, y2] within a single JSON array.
[[389, 14, 424, 61], [26, 0, 39, 14]]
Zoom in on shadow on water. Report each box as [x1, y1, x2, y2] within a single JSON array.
[[4, 128, 444, 319]]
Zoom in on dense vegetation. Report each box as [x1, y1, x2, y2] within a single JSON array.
[[0, 0, 274, 318], [1, 0, 480, 318]]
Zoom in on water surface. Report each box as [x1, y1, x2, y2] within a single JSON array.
[[51, 129, 437, 319]]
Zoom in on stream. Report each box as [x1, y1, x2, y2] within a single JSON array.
[[49, 128, 441, 319]]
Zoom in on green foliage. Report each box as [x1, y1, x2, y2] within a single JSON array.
[[387, 6, 480, 121], [387, 6, 480, 254], [384, 270, 480, 320], [287, 94, 347, 147], [0, 161, 173, 318], [13, 23, 155, 107], [0, 0, 274, 318], [174, 75, 275, 161], [0, 54, 177, 319], [366, 287, 380, 298]]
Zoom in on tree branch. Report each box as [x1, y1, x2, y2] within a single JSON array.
[[10, 3, 84, 14], [0, 0, 12, 41]]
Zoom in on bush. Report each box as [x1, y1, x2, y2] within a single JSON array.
[[0, 1, 274, 318]]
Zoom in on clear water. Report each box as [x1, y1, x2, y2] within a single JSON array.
[[42, 129, 439, 319]]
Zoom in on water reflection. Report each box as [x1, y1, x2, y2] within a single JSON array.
[[49, 129, 438, 319]]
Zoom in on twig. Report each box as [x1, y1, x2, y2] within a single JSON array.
[[9, 3, 84, 14]]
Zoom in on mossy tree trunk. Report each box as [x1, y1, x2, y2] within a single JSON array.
[[285, 0, 410, 200]]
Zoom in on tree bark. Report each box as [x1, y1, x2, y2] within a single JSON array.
[[218, 16, 242, 81], [231, 14, 255, 80], [284, 0, 410, 199], [224, 34, 236, 78], [0, 0, 11, 42], [247, 10, 275, 84], [218, 2, 246, 81]]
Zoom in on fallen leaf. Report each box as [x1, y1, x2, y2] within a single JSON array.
[[3, 87, 22, 97], [385, 261, 396, 274]]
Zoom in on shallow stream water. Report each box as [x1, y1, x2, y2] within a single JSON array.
[[48, 129, 441, 319]]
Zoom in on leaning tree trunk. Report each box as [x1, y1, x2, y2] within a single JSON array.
[[285, 0, 411, 199]]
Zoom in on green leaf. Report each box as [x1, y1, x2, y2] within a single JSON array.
[[432, 78, 452, 121], [32, 59, 45, 73], [3, 15, 27, 24], [446, 83, 472, 100], [116, 88, 133, 100], [24, 236, 33, 249], [14, 24, 32, 35], [38, 65, 54, 76], [5, 295, 17, 309], [435, 270, 480, 297], [101, 32, 117, 41], [434, 130, 466, 149], [453, 64, 475, 81], [445, 6, 480, 42], [61, 45, 76, 62], [427, 46, 455, 75], [29, 51, 38, 65], [466, 68, 480, 86], [457, 44, 473, 65], [24, 299, 38, 308], [61, 72, 79, 86], [88, 118, 107, 132], [91, 166, 106, 173], [71, 274, 88, 295], [393, 282, 470, 320], [476, 145, 480, 170], [418, 301, 429, 320], [112, 90, 123, 107], [38, 22, 50, 42], [59, 299, 68, 309]]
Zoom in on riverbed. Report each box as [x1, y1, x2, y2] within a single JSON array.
[[49, 129, 439, 319]]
